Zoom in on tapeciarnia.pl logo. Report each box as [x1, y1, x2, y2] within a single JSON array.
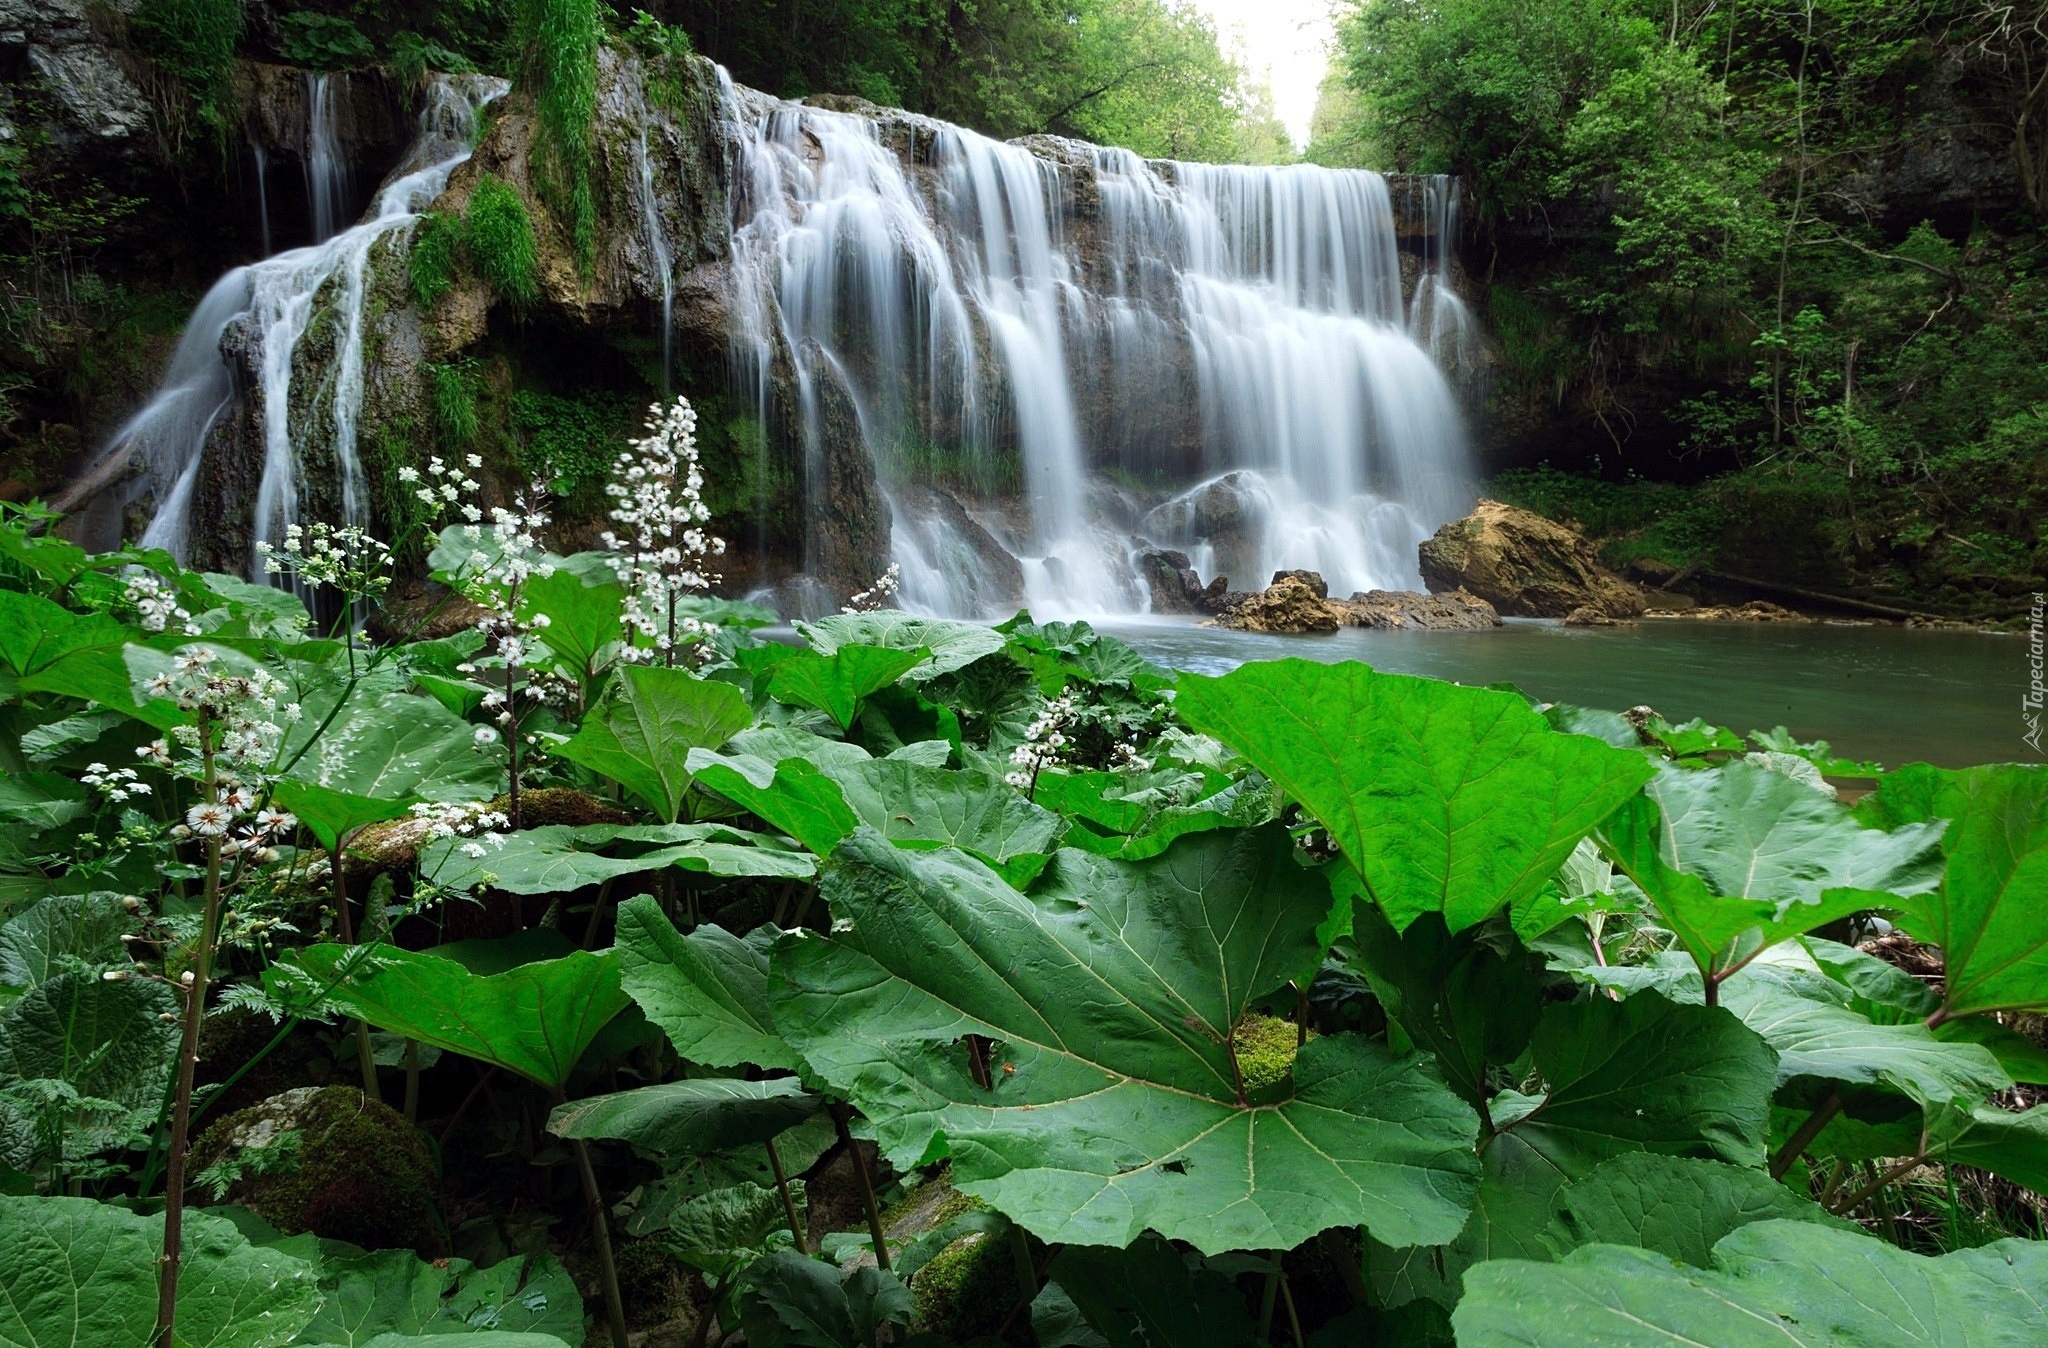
[[2027, 592, 2046, 754]]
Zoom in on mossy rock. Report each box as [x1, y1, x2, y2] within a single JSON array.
[[611, 1238, 686, 1326], [191, 1085, 443, 1254], [911, 1229, 1022, 1341]]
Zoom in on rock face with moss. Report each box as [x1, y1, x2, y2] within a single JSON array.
[[191, 1085, 443, 1253], [1418, 498, 1645, 619]]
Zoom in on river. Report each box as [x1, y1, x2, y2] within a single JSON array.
[[1106, 617, 2031, 770]]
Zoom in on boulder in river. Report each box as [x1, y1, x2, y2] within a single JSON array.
[[1563, 604, 1634, 627], [1212, 575, 1347, 633], [1643, 600, 1812, 622], [1344, 588, 1502, 630], [1418, 499, 1645, 618]]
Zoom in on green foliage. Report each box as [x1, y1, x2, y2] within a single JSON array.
[[513, 0, 601, 270], [554, 664, 752, 823], [463, 175, 540, 308], [280, 12, 376, 69], [132, 0, 245, 139], [430, 359, 480, 449], [509, 388, 632, 503], [408, 212, 461, 309]]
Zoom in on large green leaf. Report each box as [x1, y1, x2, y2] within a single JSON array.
[[517, 565, 624, 685], [1717, 976, 2010, 1108], [689, 749, 1062, 883], [274, 692, 505, 851], [0, 971, 179, 1168], [615, 897, 798, 1072], [656, 1181, 798, 1283], [0, 893, 138, 990], [297, 1249, 582, 1346], [0, 590, 134, 679], [737, 1251, 912, 1348], [281, 944, 628, 1089], [0, 1196, 321, 1348], [771, 826, 1482, 1253], [1601, 760, 1944, 989], [1042, 1235, 1259, 1348], [548, 1078, 821, 1157], [1861, 763, 2048, 1016], [796, 612, 1005, 680], [766, 646, 926, 730], [421, 822, 813, 895], [1175, 660, 1653, 931], [0, 773, 89, 831], [1547, 1153, 1853, 1266], [1492, 991, 1779, 1172], [1454, 1219, 2048, 1347], [556, 666, 752, 823]]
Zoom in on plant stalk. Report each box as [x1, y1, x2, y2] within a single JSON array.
[[1770, 1088, 1842, 1180], [561, 1101, 630, 1348], [832, 1104, 891, 1270], [765, 1136, 808, 1253]]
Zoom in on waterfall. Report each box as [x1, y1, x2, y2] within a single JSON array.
[[304, 73, 353, 243], [111, 75, 509, 568], [1409, 174, 1476, 383], [623, 78, 677, 393], [717, 80, 1474, 617], [253, 143, 273, 257]]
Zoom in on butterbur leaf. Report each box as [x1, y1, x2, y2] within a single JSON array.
[[517, 565, 624, 684], [766, 645, 926, 729], [738, 1251, 913, 1348], [421, 822, 812, 894], [1547, 1153, 1853, 1266], [273, 692, 505, 851], [1492, 991, 1779, 1171], [282, 944, 628, 1089], [1453, 1219, 2048, 1347], [0, 970, 179, 1165], [1601, 760, 1944, 989], [0, 1196, 320, 1348], [615, 897, 799, 1071], [547, 1077, 821, 1157], [556, 665, 752, 823], [771, 826, 1482, 1253], [797, 612, 1004, 679], [1175, 660, 1653, 932], [1860, 763, 2048, 1016], [297, 1248, 582, 1345], [660, 1181, 796, 1282], [0, 893, 138, 989], [1043, 1234, 1259, 1348]]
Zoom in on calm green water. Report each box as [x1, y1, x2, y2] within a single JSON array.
[[1104, 617, 2034, 770]]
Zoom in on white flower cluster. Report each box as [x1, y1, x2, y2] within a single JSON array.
[[177, 801, 296, 861], [1005, 693, 1077, 789], [255, 522, 395, 599], [123, 571, 199, 635], [400, 453, 482, 521], [601, 396, 727, 664], [1110, 740, 1154, 773], [410, 800, 511, 859], [843, 562, 901, 614], [139, 646, 296, 845], [82, 762, 152, 804]]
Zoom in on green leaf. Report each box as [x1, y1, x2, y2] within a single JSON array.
[[1548, 1153, 1853, 1266], [1601, 760, 1944, 987], [0, 773, 89, 830], [547, 1078, 821, 1157], [280, 944, 628, 1089], [556, 665, 753, 823], [517, 566, 624, 684], [273, 693, 504, 851], [1175, 659, 1653, 931], [0, 893, 138, 990], [297, 1248, 582, 1345], [1042, 1235, 1259, 1348], [1717, 976, 2010, 1108], [737, 1251, 912, 1348], [420, 823, 813, 895], [615, 897, 799, 1072], [0, 1196, 320, 1348], [1453, 1219, 2048, 1347], [1495, 991, 1779, 1171], [771, 827, 1481, 1253], [0, 971, 179, 1166], [0, 590, 133, 679], [1861, 763, 2048, 1016], [766, 646, 926, 730], [796, 612, 1005, 679], [658, 1181, 796, 1283]]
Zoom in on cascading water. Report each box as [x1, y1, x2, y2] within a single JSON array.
[[717, 80, 1475, 618], [623, 78, 678, 393], [110, 74, 509, 569], [1409, 173, 1477, 383], [304, 73, 353, 243]]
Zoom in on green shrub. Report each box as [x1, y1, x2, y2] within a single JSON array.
[[431, 361, 480, 450], [408, 211, 460, 308], [513, 0, 601, 271], [464, 176, 539, 308], [131, 0, 245, 137], [279, 12, 375, 69], [511, 387, 632, 502]]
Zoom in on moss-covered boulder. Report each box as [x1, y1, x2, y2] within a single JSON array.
[[191, 1085, 443, 1254]]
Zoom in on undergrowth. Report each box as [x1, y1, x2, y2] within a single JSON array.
[[513, 0, 601, 272], [464, 175, 540, 309]]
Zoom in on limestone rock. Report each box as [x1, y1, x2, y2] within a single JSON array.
[[1213, 575, 1345, 633], [1643, 600, 1811, 622], [191, 1086, 443, 1254], [1418, 499, 1645, 618], [1138, 548, 1204, 613], [1563, 604, 1633, 627], [1342, 588, 1501, 630], [1270, 568, 1328, 599]]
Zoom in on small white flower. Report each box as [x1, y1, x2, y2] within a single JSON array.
[[184, 803, 232, 836], [473, 725, 501, 745]]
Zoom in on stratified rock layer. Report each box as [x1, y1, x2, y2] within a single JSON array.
[[1418, 499, 1644, 618]]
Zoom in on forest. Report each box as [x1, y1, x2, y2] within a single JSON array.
[[0, 1, 2046, 1346]]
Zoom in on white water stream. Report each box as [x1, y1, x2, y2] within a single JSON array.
[[112, 75, 508, 565]]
